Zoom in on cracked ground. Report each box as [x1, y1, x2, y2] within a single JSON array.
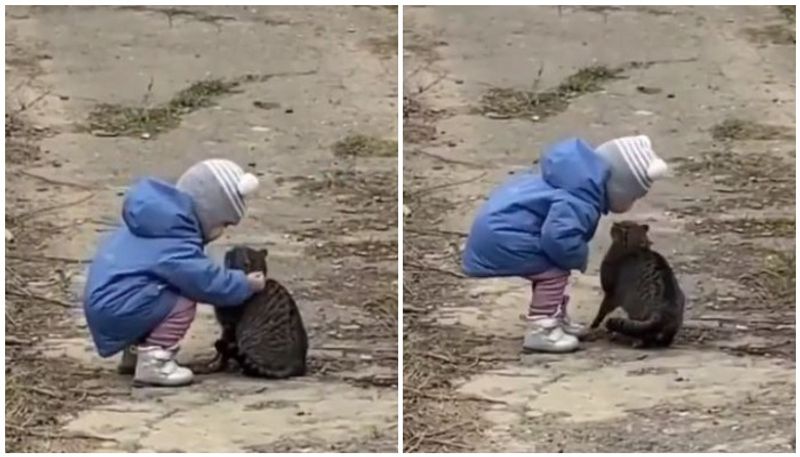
[[6, 5, 397, 452], [403, 5, 795, 452]]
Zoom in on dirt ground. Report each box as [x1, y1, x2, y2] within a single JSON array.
[[403, 5, 795, 452], [6, 6, 397, 452]]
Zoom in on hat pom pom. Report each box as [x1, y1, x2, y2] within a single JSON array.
[[237, 173, 259, 196], [647, 158, 669, 180]]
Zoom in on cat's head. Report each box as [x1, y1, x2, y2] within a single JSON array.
[[224, 245, 268, 276], [609, 221, 652, 250]]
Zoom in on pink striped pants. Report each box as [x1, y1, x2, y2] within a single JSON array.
[[144, 297, 197, 348], [526, 270, 570, 319]]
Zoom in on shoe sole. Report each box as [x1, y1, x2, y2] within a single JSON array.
[[522, 344, 580, 354], [132, 379, 195, 388]]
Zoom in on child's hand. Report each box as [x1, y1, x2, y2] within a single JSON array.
[[246, 272, 266, 292]]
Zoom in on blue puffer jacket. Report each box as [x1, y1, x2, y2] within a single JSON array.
[[462, 138, 610, 278], [83, 178, 253, 357]]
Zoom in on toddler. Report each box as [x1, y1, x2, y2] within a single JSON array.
[[83, 159, 265, 386], [462, 136, 668, 353]]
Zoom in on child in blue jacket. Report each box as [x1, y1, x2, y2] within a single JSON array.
[[83, 159, 265, 387], [462, 136, 668, 353]]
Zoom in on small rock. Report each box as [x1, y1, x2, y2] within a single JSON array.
[[636, 86, 663, 95], [454, 79, 464, 84], [141, 132, 151, 140], [485, 112, 511, 119], [91, 130, 118, 137], [6, 229, 14, 243], [634, 110, 655, 116], [251, 126, 270, 132], [447, 141, 457, 147], [403, 205, 411, 217], [284, 108, 294, 114]]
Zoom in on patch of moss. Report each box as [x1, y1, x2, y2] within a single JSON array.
[[778, 5, 795, 23], [673, 147, 795, 210], [332, 134, 397, 158], [711, 118, 795, 141], [744, 24, 795, 46], [480, 65, 625, 120], [365, 34, 398, 59], [86, 78, 239, 137], [745, 250, 795, 305], [168, 79, 238, 111]]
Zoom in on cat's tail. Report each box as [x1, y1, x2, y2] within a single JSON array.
[[605, 313, 662, 337]]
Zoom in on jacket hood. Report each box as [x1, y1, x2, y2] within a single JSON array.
[[541, 138, 610, 213], [122, 178, 201, 239]]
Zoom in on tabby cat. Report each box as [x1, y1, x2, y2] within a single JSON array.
[[589, 221, 684, 348], [198, 246, 308, 378]]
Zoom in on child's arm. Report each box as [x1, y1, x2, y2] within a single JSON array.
[[152, 245, 253, 307], [540, 195, 598, 272]]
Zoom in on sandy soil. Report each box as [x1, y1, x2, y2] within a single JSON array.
[[6, 5, 397, 452], [403, 5, 795, 452]]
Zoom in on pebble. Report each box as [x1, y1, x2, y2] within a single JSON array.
[[140, 132, 151, 139]]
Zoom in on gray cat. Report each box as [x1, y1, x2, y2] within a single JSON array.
[[590, 221, 684, 348], [198, 246, 308, 378]]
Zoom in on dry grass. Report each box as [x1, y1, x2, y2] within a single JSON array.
[[402, 189, 517, 452], [86, 79, 239, 137], [710, 118, 795, 141], [5, 113, 129, 452], [480, 65, 625, 120], [364, 34, 398, 59], [687, 217, 795, 239], [673, 147, 795, 210], [332, 134, 398, 158]]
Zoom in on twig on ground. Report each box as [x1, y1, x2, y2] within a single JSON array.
[[404, 261, 464, 279], [11, 90, 52, 115], [412, 149, 482, 167], [6, 336, 33, 345], [406, 172, 487, 198], [6, 424, 118, 443], [19, 169, 97, 190], [6, 290, 74, 308], [13, 193, 95, 223], [6, 253, 90, 264], [405, 227, 468, 238]]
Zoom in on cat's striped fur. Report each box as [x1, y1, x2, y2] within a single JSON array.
[[590, 221, 684, 348]]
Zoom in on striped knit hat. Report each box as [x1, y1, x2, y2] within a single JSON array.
[[594, 135, 668, 212], [176, 159, 259, 240]]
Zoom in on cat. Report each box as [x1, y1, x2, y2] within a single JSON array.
[[196, 246, 308, 378], [589, 221, 684, 348]]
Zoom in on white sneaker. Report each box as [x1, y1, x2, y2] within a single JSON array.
[[523, 318, 580, 353], [133, 345, 194, 387], [117, 346, 137, 375], [556, 295, 589, 338], [559, 315, 589, 338]]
